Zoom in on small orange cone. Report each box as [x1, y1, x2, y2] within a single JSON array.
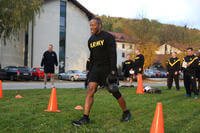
[[44, 87, 60, 112], [136, 74, 144, 94], [74, 105, 83, 110], [0, 80, 3, 98], [15, 94, 23, 99], [150, 102, 164, 133]]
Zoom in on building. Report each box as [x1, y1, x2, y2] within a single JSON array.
[[0, 31, 25, 68], [152, 43, 183, 68], [155, 43, 182, 55], [0, 0, 94, 72], [109, 32, 136, 68]]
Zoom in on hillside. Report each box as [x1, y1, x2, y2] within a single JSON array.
[[100, 15, 200, 50]]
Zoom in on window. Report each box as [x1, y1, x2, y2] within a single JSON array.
[[129, 45, 132, 49], [122, 52, 125, 57], [60, 17, 65, 27], [122, 44, 125, 49], [59, 0, 66, 73]]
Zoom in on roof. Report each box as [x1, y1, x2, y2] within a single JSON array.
[[109, 32, 136, 43], [68, 0, 94, 20], [161, 43, 200, 52], [44, 0, 95, 20]]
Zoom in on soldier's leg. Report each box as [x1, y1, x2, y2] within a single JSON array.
[[183, 74, 191, 96], [84, 82, 98, 115], [44, 73, 47, 88], [174, 74, 180, 90], [190, 75, 198, 96], [50, 73, 54, 87], [198, 78, 200, 92], [111, 91, 131, 122], [167, 74, 173, 89]]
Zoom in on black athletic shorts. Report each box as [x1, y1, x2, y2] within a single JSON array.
[[124, 71, 131, 78], [88, 65, 110, 86], [44, 65, 55, 73]]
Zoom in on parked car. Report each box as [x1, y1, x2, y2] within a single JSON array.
[[31, 67, 50, 81], [144, 69, 158, 78], [0, 69, 7, 80], [159, 70, 167, 78], [15, 66, 32, 80], [3, 66, 19, 80], [58, 70, 86, 81], [144, 69, 167, 78], [3, 66, 31, 81], [149, 63, 168, 78]]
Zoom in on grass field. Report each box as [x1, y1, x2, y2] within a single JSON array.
[[0, 87, 200, 133]]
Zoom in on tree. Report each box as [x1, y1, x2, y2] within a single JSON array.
[[99, 15, 200, 67], [0, 0, 43, 39], [135, 42, 159, 69]]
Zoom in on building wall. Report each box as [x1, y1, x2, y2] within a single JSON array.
[[0, 0, 91, 71], [155, 44, 182, 55], [29, 0, 60, 70], [0, 31, 25, 68], [65, 1, 90, 71], [116, 42, 135, 68]]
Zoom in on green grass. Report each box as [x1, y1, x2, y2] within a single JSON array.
[[0, 87, 200, 133]]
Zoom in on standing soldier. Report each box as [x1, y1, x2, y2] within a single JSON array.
[[182, 47, 199, 99], [134, 49, 144, 75], [166, 52, 181, 90], [197, 52, 200, 91], [41, 44, 58, 89], [122, 54, 134, 87]]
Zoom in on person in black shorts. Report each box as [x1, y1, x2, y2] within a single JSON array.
[[122, 54, 134, 87], [41, 44, 58, 88], [72, 17, 131, 126], [134, 49, 144, 75]]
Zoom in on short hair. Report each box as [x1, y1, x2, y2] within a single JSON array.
[[135, 48, 140, 52], [49, 44, 53, 47], [91, 17, 102, 26], [187, 47, 193, 51], [172, 51, 177, 54]]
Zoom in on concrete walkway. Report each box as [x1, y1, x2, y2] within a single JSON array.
[[2, 78, 184, 90]]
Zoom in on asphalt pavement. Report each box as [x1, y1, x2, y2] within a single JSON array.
[[1, 78, 184, 90]]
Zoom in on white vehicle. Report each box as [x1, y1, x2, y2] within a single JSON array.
[[58, 70, 86, 81]]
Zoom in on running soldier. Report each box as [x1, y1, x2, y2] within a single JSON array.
[[72, 17, 131, 126]]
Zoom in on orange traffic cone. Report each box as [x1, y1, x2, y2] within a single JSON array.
[[44, 87, 60, 112], [15, 94, 23, 99], [0, 80, 3, 98], [136, 74, 144, 94], [150, 102, 164, 133]]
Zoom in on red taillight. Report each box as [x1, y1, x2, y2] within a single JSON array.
[[17, 71, 20, 76]]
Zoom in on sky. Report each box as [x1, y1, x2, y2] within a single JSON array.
[[78, 0, 200, 29]]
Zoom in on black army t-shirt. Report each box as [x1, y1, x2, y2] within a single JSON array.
[[88, 31, 117, 71]]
